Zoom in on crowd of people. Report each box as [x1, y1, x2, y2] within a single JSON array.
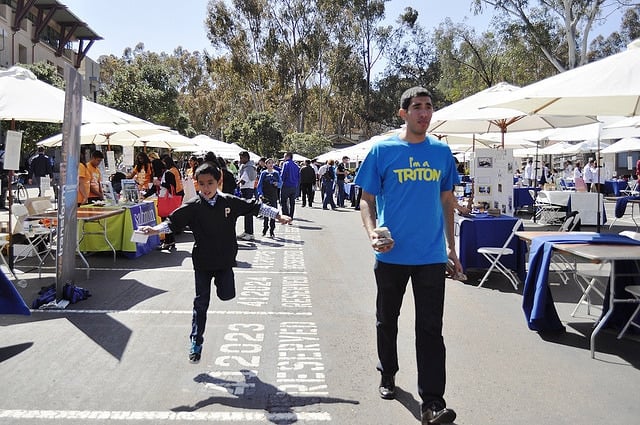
[[515, 157, 610, 192]]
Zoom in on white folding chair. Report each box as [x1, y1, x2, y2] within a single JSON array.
[[10, 203, 52, 265], [549, 211, 581, 286], [571, 263, 610, 317], [477, 218, 523, 290], [621, 179, 639, 196], [533, 191, 562, 224], [617, 285, 640, 339]]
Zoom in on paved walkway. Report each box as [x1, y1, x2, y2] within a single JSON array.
[[1, 190, 639, 424]]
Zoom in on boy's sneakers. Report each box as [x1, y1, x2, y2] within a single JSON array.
[[189, 341, 202, 363], [239, 233, 255, 241]]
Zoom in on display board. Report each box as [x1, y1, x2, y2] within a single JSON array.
[[471, 148, 516, 216]]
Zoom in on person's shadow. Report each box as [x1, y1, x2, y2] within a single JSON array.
[[171, 369, 359, 424]]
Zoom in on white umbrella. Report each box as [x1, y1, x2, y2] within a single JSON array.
[[38, 121, 172, 147], [601, 137, 640, 154], [291, 153, 310, 162], [513, 146, 540, 158], [0, 66, 143, 124], [486, 40, 640, 231], [429, 82, 596, 147], [538, 141, 573, 155], [487, 39, 640, 116], [564, 139, 610, 154], [103, 131, 195, 149], [602, 116, 640, 139]]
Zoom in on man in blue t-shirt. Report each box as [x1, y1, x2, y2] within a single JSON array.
[[354, 86, 461, 425]]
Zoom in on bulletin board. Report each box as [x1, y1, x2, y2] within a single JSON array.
[[471, 148, 516, 216]]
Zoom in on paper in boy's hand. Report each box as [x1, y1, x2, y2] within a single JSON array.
[[131, 230, 149, 244]]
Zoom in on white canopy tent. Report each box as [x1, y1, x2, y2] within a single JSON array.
[[428, 82, 596, 148], [601, 137, 640, 154]]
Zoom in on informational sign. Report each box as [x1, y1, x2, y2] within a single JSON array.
[[123, 146, 134, 172], [4, 130, 23, 170], [40, 176, 51, 196], [121, 179, 138, 203], [106, 150, 116, 175], [472, 148, 515, 215], [101, 181, 116, 202]]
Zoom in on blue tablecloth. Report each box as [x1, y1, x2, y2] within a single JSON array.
[[604, 179, 628, 196], [0, 271, 30, 315], [523, 233, 640, 332], [513, 187, 538, 209], [456, 214, 526, 280]]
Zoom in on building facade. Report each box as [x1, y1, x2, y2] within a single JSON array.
[[0, 0, 101, 99]]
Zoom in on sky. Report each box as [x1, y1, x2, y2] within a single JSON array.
[[59, 0, 493, 60], [61, 0, 623, 62]]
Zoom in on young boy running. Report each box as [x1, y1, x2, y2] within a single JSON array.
[[139, 162, 291, 362]]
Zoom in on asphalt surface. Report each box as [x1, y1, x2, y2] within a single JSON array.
[[1, 191, 639, 424]]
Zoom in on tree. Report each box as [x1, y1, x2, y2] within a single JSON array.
[[283, 132, 333, 159], [589, 5, 640, 60], [473, 0, 636, 71], [98, 43, 193, 134], [223, 111, 283, 157]]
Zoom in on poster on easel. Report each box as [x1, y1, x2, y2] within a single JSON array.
[[472, 148, 515, 216]]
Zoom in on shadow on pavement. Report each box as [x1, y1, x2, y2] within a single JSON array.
[[0, 342, 33, 363], [171, 369, 359, 424]]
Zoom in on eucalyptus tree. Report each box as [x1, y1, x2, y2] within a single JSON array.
[[472, 0, 636, 71], [589, 5, 640, 60], [167, 47, 220, 135], [98, 43, 191, 134]]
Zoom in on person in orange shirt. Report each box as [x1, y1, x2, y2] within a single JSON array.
[[128, 152, 153, 191], [161, 154, 184, 196], [85, 151, 104, 202], [77, 157, 90, 206]]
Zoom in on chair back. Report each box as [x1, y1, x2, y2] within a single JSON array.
[[559, 211, 581, 232], [501, 219, 523, 250], [537, 191, 552, 204], [11, 203, 29, 234]]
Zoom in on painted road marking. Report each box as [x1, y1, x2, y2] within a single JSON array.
[[0, 410, 331, 421], [29, 310, 313, 316]]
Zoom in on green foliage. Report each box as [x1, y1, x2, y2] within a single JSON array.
[[283, 132, 333, 159], [223, 112, 283, 157], [98, 45, 193, 134]]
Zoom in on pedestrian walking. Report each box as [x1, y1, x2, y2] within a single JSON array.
[[256, 158, 282, 237], [138, 162, 292, 363], [279, 152, 300, 221], [236, 151, 257, 240], [299, 160, 316, 207], [354, 86, 461, 425], [29, 146, 53, 196]]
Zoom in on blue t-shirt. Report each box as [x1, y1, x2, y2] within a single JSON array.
[[354, 134, 460, 265]]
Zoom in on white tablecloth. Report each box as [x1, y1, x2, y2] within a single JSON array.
[[540, 190, 571, 206]]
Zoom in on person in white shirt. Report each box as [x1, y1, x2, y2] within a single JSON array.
[[584, 159, 596, 192], [523, 159, 534, 186], [573, 162, 583, 180], [562, 160, 574, 181]]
